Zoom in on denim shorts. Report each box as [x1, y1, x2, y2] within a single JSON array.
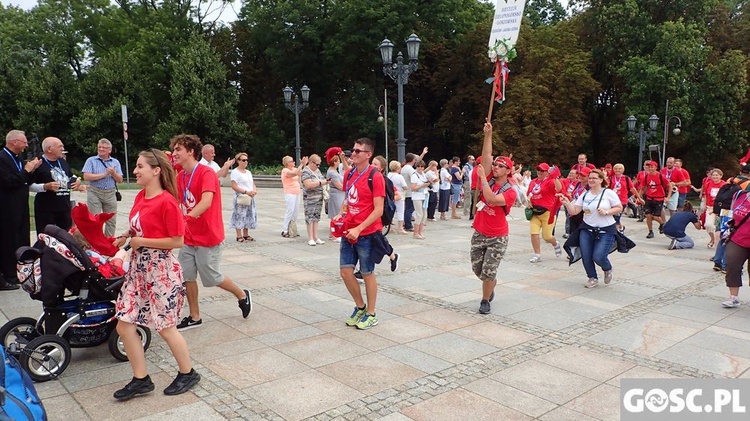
[[450, 184, 462, 204], [339, 233, 376, 275]]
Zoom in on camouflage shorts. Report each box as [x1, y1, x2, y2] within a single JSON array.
[[470, 231, 509, 281]]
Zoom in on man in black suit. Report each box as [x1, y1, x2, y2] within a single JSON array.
[[0, 130, 41, 290]]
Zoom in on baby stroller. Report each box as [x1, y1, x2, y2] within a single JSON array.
[[0, 225, 151, 382]]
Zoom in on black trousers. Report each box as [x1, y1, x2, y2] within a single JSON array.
[[427, 191, 438, 219], [34, 210, 73, 236]]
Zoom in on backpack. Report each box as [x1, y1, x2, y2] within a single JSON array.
[[0, 346, 46, 421], [714, 176, 750, 214], [347, 167, 396, 226]]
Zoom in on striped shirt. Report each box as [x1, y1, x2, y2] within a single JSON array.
[[82, 156, 122, 190]]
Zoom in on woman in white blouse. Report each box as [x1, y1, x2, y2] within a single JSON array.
[[230, 152, 258, 242], [410, 160, 430, 239]]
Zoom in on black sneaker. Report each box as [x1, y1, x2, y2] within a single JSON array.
[[646, 231, 654, 239], [0, 278, 19, 291], [658, 224, 664, 234], [390, 253, 399, 272], [354, 270, 363, 279], [479, 300, 491, 314], [239, 289, 252, 319], [114, 376, 155, 400], [164, 369, 201, 396], [176, 316, 202, 331]]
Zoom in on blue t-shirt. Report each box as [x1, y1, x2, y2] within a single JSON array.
[[450, 167, 462, 185], [663, 211, 698, 238]]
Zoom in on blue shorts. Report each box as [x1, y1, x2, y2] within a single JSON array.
[[677, 193, 687, 208], [450, 184, 462, 204], [340, 233, 376, 275]]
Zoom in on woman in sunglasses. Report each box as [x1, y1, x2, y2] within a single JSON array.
[[230, 152, 257, 242]]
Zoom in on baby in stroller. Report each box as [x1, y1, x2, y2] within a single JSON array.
[[69, 226, 129, 278]]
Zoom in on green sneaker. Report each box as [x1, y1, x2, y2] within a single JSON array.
[[355, 313, 378, 330], [345, 306, 367, 326]]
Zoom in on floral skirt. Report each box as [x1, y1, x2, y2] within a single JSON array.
[[115, 248, 185, 331], [230, 194, 258, 229]]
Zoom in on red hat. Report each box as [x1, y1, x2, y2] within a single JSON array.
[[325, 147, 343, 164], [645, 160, 658, 167], [578, 167, 591, 177], [605, 163, 612, 169], [476, 156, 483, 164], [536, 162, 550, 171], [494, 156, 513, 169]]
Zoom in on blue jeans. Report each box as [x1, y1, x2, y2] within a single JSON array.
[[578, 227, 616, 279], [404, 198, 415, 230], [339, 234, 376, 275], [714, 239, 727, 269]]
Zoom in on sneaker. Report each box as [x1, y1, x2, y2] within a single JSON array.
[[722, 296, 740, 308], [390, 253, 399, 272], [176, 316, 202, 331], [713, 264, 722, 272], [658, 224, 664, 234], [668, 239, 677, 250], [164, 369, 201, 396], [646, 231, 654, 239], [345, 306, 367, 326], [333, 237, 341, 243], [353, 270, 363, 279], [604, 270, 613, 284], [529, 254, 541, 263], [584, 278, 599, 288], [308, 240, 316, 246], [562, 233, 569, 239], [315, 239, 325, 245], [114, 376, 155, 400], [554, 243, 562, 257], [239, 289, 252, 318], [479, 300, 491, 314], [355, 313, 379, 330]]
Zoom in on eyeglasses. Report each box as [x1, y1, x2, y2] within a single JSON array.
[[238, 159, 248, 162], [351, 148, 371, 155]]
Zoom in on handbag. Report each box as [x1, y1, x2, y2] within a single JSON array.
[[237, 194, 252, 206], [115, 186, 122, 202], [525, 207, 534, 221]]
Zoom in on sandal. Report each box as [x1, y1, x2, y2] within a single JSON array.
[[244, 236, 255, 242], [281, 232, 290, 238], [236, 237, 245, 243], [707, 242, 715, 248]]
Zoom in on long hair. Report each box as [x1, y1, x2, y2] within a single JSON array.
[[140, 149, 179, 201], [373, 155, 387, 174]]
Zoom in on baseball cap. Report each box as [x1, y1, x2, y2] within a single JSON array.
[[578, 167, 591, 177], [536, 162, 550, 171], [476, 156, 483, 164], [644, 160, 658, 167], [741, 164, 750, 174], [325, 147, 342, 164], [494, 156, 513, 169]]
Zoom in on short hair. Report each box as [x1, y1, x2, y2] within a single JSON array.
[[711, 168, 723, 177], [169, 134, 202, 160], [439, 159, 448, 167], [578, 153, 587, 159], [613, 163, 625, 172], [683, 201, 693, 212], [309, 153, 322, 165], [355, 137, 375, 152], [98, 138, 112, 148], [467, 155, 475, 161], [415, 159, 426, 168], [404, 153, 416, 163], [235, 152, 247, 160], [282, 155, 294, 165], [451, 156, 460, 163], [589, 168, 609, 188], [202, 144, 215, 152], [5, 130, 24, 146], [428, 160, 438, 168], [42, 137, 60, 151], [389, 160, 401, 172]]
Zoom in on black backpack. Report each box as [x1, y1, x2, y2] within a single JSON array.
[[713, 177, 748, 214], [347, 167, 396, 226]]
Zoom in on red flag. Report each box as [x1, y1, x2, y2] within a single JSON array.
[[493, 60, 511, 103]]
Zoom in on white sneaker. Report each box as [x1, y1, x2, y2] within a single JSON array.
[[554, 243, 562, 257], [722, 296, 740, 308], [316, 239, 325, 245], [334, 237, 341, 243], [308, 240, 316, 246], [584, 278, 599, 288], [529, 255, 541, 263]]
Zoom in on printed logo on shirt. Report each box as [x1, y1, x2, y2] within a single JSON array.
[[182, 190, 197, 214], [130, 211, 143, 237], [347, 185, 361, 212], [531, 183, 541, 195]]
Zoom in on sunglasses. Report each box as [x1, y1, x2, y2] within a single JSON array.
[[492, 162, 508, 168], [351, 148, 371, 155], [238, 159, 248, 162]]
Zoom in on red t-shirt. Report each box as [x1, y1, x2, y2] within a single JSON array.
[[705, 179, 727, 207], [559, 178, 573, 198], [634, 171, 646, 190], [471, 167, 480, 189], [474, 177, 517, 237], [571, 163, 596, 172], [343, 166, 385, 236], [177, 164, 224, 247], [527, 177, 557, 210], [731, 191, 750, 248], [644, 172, 669, 200], [677, 168, 691, 194], [661, 167, 685, 192], [609, 174, 633, 204], [129, 190, 185, 241]]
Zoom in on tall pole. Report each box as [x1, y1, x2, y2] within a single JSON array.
[[121, 104, 130, 184], [637, 124, 645, 172], [396, 65, 406, 163], [384, 89, 389, 163], [294, 96, 302, 165], [380, 35, 420, 164], [662, 99, 669, 168]]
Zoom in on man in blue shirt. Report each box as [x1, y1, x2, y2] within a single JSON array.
[[82, 138, 123, 236], [663, 202, 702, 249]]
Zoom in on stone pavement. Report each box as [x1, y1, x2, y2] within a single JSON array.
[[0, 186, 745, 420]]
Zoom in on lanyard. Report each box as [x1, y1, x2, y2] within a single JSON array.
[[43, 157, 63, 172], [345, 166, 369, 193], [3, 148, 21, 172], [182, 167, 198, 203]]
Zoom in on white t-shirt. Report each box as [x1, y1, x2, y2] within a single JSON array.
[[426, 169, 439, 192], [402, 164, 415, 196], [573, 188, 620, 227], [410, 172, 429, 201], [387, 173, 407, 202], [199, 158, 221, 173], [230, 168, 254, 192], [439, 168, 451, 190]]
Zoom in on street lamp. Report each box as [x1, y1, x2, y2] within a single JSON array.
[[627, 114, 659, 171], [377, 89, 388, 163], [661, 99, 682, 168], [282, 84, 310, 165], [379, 33, 421, 163]]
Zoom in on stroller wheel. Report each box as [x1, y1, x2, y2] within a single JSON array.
[[20, 334, 71, 382], [0, 317, 42, 353], [109, 325, 152, 362]]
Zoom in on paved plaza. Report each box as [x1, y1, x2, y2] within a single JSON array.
[[1, 186, 746, 420]]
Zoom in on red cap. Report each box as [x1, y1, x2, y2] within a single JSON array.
[[476, 156, 483, 164], [579, 167, 591, 177], [494, 156, 513, 169], [605, 163, 612, 168], [645, 160, 658, 167], [325, 147, 343, 164], [536, 162, 550, 171]]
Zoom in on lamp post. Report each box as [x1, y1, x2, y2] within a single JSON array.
[[627, 114, 659, 171], [379, 33, 421, 163], [377, 89, 388, 163], [282, 85, 310, 165], [661, 99, 682, 168]]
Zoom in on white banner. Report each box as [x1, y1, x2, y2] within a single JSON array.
[[488, 0, 527, 49]]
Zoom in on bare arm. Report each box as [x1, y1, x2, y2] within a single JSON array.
[[188, 191, 214, 218], [129, 235, 183, 250]]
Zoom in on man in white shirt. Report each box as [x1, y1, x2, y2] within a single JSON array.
[[199, 144, 235, 178]]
